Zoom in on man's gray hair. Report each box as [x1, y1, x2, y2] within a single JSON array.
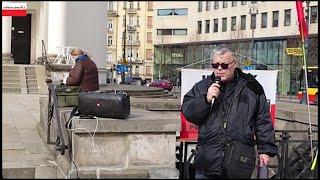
[[70, 48, 84, 55], [211, 45, 235, 60]]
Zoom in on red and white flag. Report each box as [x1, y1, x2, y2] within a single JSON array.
[[295, 0, 308, 40], [2, 2, 27, 16]]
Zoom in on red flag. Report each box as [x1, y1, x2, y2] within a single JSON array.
[[296, 1, 308, 40]]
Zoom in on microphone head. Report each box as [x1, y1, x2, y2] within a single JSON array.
[[216, 76, 221, 82]]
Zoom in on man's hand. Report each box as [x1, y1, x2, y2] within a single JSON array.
[[259, 154, 270, 167], [207, 83, 220, 103]]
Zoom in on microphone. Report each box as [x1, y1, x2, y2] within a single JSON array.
[[211, 76, 221, 106]]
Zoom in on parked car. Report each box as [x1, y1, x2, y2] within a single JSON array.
[[149, 79, 173, 91], [124, 76, 143, 85]]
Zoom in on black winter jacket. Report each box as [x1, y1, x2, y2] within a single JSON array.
[[181, 68, 278, 176]]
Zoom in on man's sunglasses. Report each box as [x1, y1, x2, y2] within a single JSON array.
[[211, 60, 235, 69]]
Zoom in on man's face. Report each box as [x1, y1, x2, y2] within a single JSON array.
[[211, 52, 236, 82], [71, 51, 81, 61]]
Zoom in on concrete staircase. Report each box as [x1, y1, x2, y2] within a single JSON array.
[[25, 66, 39, 94], [2, 65, 21, 93]]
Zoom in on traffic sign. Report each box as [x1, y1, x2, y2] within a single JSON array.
[[116, 64, 128, 73]]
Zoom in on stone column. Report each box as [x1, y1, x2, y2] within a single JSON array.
[[2, 16, 14, 64]]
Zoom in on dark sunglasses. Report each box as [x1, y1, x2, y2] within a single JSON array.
[[211, 60, 235, 69]]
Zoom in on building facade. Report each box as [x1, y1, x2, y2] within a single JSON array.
[[106, 1, 154, 83], [154, 1, 318, 95]]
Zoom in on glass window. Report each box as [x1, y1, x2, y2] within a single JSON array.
[[251, 1, 257, 3], [147, 32, 152, 42], [147, 16, 153, 27], [223, 1, 228, 8], [108, 36, 112, 46], [174, 8, 188, 15], [251, 14, 256, 29], [148, 1, 153, 11], [272, 11, 279, 27], [284, 9, 291, 26], [213, 19, 218, 32], [241, 1, 247, 5], [231, 16, 236, 31], [205, 20, 210, 33], [146, 66, 151, 75], [173, 29, 187, 35], [198, 21, 202, 34], [123, 1, 127, 9], [146, 49, 153, 60], [214, 2, 219, 9], [137, 16, 140, 26], [241, 15, 246, 30], [136, 32, 139, 41], [232, 1, 237, 7], [129, 1, 133, 9], [123, 15, 126, 26], [261, 12, 267, 28], [108, 1, 114, 11], [157, 29, 172, 35], [108, 20, 113, 29], [310, 6, 318, 23], [206, 1, 210, 11], [198, 1, 203, 12], [222, 18, 227, 32], [137, 1, 140, 9], [157, 9, 173, 16]]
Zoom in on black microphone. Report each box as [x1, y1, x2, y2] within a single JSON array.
[[211, 76, 221, 105]]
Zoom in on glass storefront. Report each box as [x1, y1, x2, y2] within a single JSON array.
[[154, 36, 318, 95]]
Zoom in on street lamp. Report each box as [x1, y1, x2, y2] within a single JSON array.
[[248, 3, 259, 60], [121, 4, 127, 84]]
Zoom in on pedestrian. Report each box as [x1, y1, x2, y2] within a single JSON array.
[[181, 45, 278, 179], [63, 48, 99, 91]]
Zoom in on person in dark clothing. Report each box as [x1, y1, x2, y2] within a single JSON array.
[[181, 46, 278, 179], [64, 48, 99, 91]]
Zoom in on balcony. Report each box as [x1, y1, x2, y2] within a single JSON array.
[[129, 58, 144, 64], [127, 8, 137, 14], [127, 25, 136, 31], [108, 10, 118, 17], [108, 28, 113, 34], [121, 40, 140, 46]]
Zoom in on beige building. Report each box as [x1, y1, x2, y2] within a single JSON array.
[[107, 1, 154, 83], [153, 1, 318, 95]]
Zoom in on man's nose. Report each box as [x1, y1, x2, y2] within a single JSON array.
[[217, 65, 223, 70]]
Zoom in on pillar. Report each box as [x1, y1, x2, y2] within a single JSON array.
[[2, 16, 14, 64]]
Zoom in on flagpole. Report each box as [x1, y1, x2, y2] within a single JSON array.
[[298, 1, 314, 160]]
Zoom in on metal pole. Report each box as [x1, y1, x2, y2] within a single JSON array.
[[130, 31, 133, 77], [121, 5, 127, 84]]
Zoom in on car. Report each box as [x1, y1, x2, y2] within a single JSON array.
[[149, 79, 173, 91], [124, 76, 143, 85]]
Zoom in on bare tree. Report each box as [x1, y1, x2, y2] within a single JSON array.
[[155, 34, 171, 79]]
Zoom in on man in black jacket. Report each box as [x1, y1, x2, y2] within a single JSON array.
[[181, 45, 278, 179]]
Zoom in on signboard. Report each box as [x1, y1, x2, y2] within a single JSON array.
[[180, 68, 278, 141], [286, 48, 303, 56], [116, 64, 128, 73]]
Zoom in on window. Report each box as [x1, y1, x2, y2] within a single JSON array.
[[146, 49, 153, 60], [129, 1, 133, 9], [232, 1, 237, 7], [108, 20, 113, 29], [136, 32, 139, 41], [157, 9, 188, 16], [241, 1, 247, 5], [197, 21, 202, 34], [128, 34, 132, 41], [157, 29, 172, 35], [213, 19, 218, 32], [108, 1, 114, 11], [272, 11, 279, 27], [284, 9, 291, 26], [123, 15, 126, 26], [135, 66, 139, 74], [107, 36, 112, 46], [251, 14, 256, 29], [173, 29, 187, 35], [241, 15, 246, 30], [261, 12, 267, 28], [310, 6, 318, 23], [231, 16, 236, 31], [147, 16, 153, 27], [251, 1, 257, 3], [223, 1, 228, 8], [206, 1, 210, 11], [222, 18, 227, 32], [198, 1, 203, 12], [214, 2, 219, 9], [129, 16, 133, 25], [205, 20, 210, 33], [148, 1, 153, 11], [107, 53, 112, 63], [146, 66, 151, 75], [147, 32, 152, 42], [137, 1, 140, 9], [123, 2, 127, 9], [137, 16, 140, 26]]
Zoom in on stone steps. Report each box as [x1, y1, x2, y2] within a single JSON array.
[[2, 87, 21, 93], [25, 67, 39, 94], [2, 83, 21, 89], [2, 66, 22, 94]]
